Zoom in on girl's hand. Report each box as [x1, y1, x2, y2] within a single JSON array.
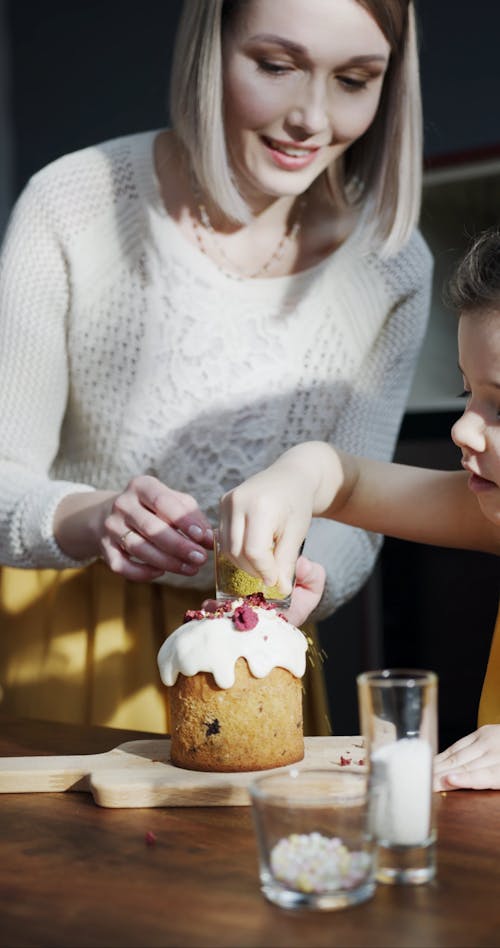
[[202, 555, 325, 629], [219, 457, 318, 598], [433, 725, 500, 790], [55, 476, 214, 582], [218, 442, 346, 597]]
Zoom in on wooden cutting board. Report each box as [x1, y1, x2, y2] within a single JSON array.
[[0, 736, 365, 808]]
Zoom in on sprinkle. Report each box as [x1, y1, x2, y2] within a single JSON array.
[[340, 756, 352, 766], [270, 832, 371, 894], [145, 831, 157, 846]]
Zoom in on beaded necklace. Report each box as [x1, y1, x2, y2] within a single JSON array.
[[191, 186, 305, 280]]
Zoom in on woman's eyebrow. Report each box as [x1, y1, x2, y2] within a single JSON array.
[[248, 34, 388, 66], [248, 33, 306, 55]]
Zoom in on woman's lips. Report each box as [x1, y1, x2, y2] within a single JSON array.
[[262, 135, 320, 171], [467, 472, 498, 494]]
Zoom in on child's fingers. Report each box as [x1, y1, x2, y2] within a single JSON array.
[[438, 765, 500, 791], [273, 534, 309, 597], [434, 732, 479, 772], [219, 492, 282, 586]]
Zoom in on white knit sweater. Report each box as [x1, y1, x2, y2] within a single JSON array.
[[0, 131, 432, 618]]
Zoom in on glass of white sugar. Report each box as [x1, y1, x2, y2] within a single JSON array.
[[357, 669, 438, 885]]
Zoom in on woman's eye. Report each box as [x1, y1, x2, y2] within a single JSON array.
[[457, 389, 470, 399], [337, 75, 368, 91], [257, 59, 293, 75]]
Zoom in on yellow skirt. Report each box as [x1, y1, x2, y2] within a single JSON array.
[[478, 601, 500, 726], [0, 562, 331, 736]]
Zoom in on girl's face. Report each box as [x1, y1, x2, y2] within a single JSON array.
[[452, 310, 500, 528], [222, 0, 391, 210]]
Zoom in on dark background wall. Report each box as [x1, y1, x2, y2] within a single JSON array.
[[6, 0, 181, 196], [5, 0, 500, 196], [2, 0, 500, 746]]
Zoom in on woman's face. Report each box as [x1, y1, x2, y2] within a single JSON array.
[[222, 0, 391, 209]]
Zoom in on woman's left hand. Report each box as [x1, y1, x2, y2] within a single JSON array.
[[284, 555, 325, 628]]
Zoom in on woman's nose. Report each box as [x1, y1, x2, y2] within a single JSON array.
[[451, 408, 487, 454], [286, 78, 330, 137]]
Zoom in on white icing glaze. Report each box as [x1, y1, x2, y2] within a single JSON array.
[[157, 600, 307, 689]]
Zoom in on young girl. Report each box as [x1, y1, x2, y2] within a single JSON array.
[[0, 0, 430, 733], [219, 227, 500, 789]]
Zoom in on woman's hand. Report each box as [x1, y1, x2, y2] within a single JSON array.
[[54, 475, 214, 582], [433, 725, 500, 790], [283, 555, 326, 628]]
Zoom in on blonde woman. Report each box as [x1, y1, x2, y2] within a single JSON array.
[[0, 0, 431, 734]]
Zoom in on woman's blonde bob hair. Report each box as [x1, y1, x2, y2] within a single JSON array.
[[170, 0, 422, 257]]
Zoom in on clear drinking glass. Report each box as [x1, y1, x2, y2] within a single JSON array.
[[213, 529, 295, 608], [357, 669, 438, 885], [249, 769, 376, 910]]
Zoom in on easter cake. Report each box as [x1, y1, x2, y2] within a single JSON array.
[[157, 594, 307, 772]]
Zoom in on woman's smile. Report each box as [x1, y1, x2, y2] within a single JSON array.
[[261, 135, 321, 170]]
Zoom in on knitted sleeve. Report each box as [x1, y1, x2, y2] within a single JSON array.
[[305, 234, 433, 620], [0, 176, 95, 568]]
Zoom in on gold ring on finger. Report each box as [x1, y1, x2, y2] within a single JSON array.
[[120, 529, 135, 552]]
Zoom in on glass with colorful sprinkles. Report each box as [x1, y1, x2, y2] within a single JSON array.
[[249, 769, 375, 910]]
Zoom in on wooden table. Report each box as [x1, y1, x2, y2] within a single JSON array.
[[1, 716, 500, 948]]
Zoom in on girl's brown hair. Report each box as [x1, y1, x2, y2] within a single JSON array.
[[446, 229, 500, 315]]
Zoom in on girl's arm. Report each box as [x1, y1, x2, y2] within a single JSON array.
[[219, 441, 500, 594], [296, 238, 434, 619]]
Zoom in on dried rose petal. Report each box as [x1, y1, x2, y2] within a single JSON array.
[[219, 601, 234, 613], [183, 609, 205, 622], [242, 592, 290, 620], [233, 604, 259, 630], [244, 592, 272, 610]]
